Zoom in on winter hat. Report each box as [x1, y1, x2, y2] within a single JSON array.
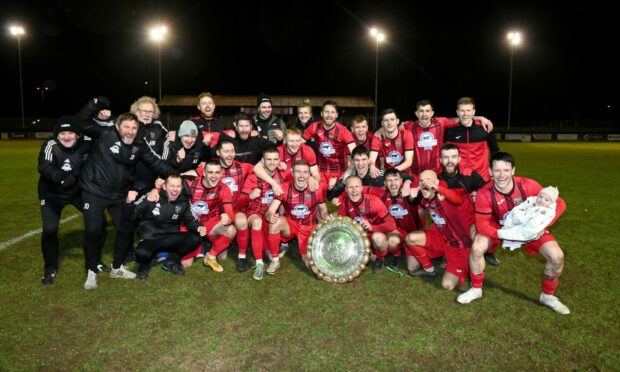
[[53, 116, 79, 136], [256, 93, 272, 106], [178, 120, 198, 137], [540, 186, 559, 203]]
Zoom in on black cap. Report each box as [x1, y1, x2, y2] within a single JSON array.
[[53, 116, 80, 136], [256, 93, 272, 107]]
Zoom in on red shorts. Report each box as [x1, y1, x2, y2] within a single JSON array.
[[182, 217, 225, 260], [419, 226, 446, 260], [445, 246, 470, 285], [282, 217, 315, 255], [490, 231, 556, 255]]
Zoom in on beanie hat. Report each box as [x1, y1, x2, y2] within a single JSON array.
[[540, 186, 559, 203], [53, 116, 79, 136], [256, 93, 272, 107], [178, 120, 198, 137]]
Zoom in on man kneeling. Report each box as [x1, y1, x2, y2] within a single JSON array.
[[124, 175, 206, 279]]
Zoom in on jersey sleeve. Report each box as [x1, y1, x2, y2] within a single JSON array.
[[303, 144, 318, 166], [275, 182, 290, 202], [403, 130, 415, 151], [339, 126, 355, 145], [241, 174, 258, 195], [474, 187, 493, 214], [302, 123, 316, 142]]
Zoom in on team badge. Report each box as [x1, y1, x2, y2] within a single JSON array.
[[152, 207, 160, 216], [109, 144, 120, 154], [174, 206, 182, 214], [231, 168, 237, 175], [514, 197, 523, 205], [305, 194, 311, 200], [61, 159, 72, 172], [395, 140, 402, 147]]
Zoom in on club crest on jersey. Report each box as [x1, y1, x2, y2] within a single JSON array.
[[305, 194, 311, 200], [109, 144, 120, 154], [61, 159, 72, 172], [386, 151, 404, 165], [152, 207, 160, 216], [395, 140, 402, 147], [389, 204, 409, 219], [222, 177, 238, 192], [174, 206, 182, 214], [319, 142, 336, 157], [429, 209, 446, 226], [417, 132, 438, 150], [261, 190, 274, 204], [192, 201, 209, 216], [291, 204, 310, 219], [230, 168, 237, 175]]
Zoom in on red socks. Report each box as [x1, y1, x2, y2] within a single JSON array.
[[404, 243, 432, 269], [268, 232, 281, 259], [542, 276, 559, 295], [470, 272, 485, 288], [209, 235, 233, 257], [236, 228, 249, 255], [251, 229, 264, 259]]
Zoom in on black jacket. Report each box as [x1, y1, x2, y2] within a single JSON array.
[[76, 100, 174, 200], [124, 188, 200, 241], [134, 120, 169, 191], [37, 137, 90, 199], [162, 137, 209, 172], [252, 114, 286, 144], [219, 132, 275, 165]]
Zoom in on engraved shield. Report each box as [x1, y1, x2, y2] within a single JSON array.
[[307, 216, 371, 283]]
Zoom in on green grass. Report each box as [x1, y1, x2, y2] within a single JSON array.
[[1, 140, 619, 370]]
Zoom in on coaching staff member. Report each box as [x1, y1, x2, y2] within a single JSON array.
[[77, 97, 174, 290]]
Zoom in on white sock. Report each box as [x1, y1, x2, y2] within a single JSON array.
[[238, 254, 246, 259], [256, 259, 263, 265]]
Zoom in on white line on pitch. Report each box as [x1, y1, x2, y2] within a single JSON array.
[[0, 214, 79, 251]]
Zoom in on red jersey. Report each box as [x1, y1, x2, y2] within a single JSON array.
[[186, 177, 232, 222], [338, 193, 393, 231], [277, 143, 317, 170], [303, 121, 354, 174], [276, 182, 326, 225], [220, 161, 253, 205], [348, 132, 382, 155], [370, 188, 424, 232], [378, 127, 414, 173], [475, 176, 542, 229], [444, 122, 499, 181], [241, 169, 291, 215], [403, 118, 455, 174], [420, 188, 475, 249]]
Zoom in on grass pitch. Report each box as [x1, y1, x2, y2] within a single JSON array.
[[0, 140, 619, 370]]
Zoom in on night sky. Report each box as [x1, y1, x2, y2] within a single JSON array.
[[1, 0, 617, 125]]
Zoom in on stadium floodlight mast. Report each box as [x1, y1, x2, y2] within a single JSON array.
[[370, 27, 385, 129], [36, 86, 49, 114], [9, 24, 26, 128], [507, 31, 523, 131], [149, 24, 168, 102]]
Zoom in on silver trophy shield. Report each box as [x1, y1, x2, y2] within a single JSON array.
[[307, 216, 371, 283]]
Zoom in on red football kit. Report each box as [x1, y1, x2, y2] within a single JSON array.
[[303, 121, 354, 178], [278, 143, 317, 170], [378, 127, 414, 175], [403, 117, 457, 174], [473, 176, 567, 293], [267, 182, 327, 256]]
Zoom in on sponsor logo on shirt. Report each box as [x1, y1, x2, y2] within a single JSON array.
[[222, 177, 238, 192], [386, 151, 404, 165], [429, 209, 446, 226], [192, 201, 209, 216], [319, 142, 336, 157], [418, 132, 438, 151], [291, 204, 310, 219], [261, 190, 274, 205], [389, 204, 409, 219]]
